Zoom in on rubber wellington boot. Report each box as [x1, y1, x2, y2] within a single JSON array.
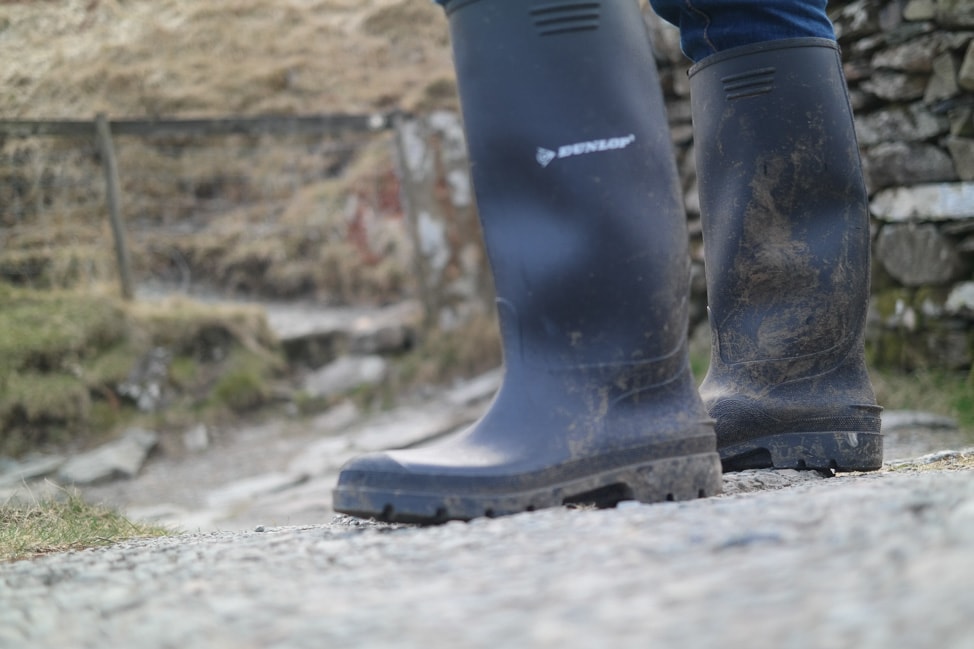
[[689, 38, 883, 473], [332, 0, 721, 523]]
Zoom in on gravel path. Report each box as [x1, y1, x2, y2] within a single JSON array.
[[3, 452, 973, 649]]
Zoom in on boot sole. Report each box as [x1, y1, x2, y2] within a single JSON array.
[[720, 431, 883, 473], [333, 452, 723, 525]]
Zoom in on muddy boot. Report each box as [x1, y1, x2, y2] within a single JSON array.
[[332, 0, 721, 523], [690, 38, 883, 472]]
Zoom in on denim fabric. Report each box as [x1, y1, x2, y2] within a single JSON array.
[[433, 0, 835, 63], [648, 0, 834, 62]]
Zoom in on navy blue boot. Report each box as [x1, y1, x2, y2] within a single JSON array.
[[690, 39, 883, 472], [333, 0, 721, 523]]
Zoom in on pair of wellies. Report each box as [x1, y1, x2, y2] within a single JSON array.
[[333, 0, 883, 524]]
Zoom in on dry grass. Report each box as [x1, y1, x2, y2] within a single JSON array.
[[1, 0, 446, 300], [0, 0, 453, 119], [0, 486, 169, 563]]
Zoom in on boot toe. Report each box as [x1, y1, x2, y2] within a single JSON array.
[[335, 452, 408, 487]]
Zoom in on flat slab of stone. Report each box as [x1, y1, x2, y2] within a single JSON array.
[[945, 281, 974, 316], [883, 410, 959, 431], [302, 355, 389, 400], [0, 454, 66, 489], [268, 301, 423, 367], [871, 182, 974, 221], [57, 428, 159, 486]]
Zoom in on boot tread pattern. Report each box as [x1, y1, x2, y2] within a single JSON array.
[[336, 453, 722, 525]]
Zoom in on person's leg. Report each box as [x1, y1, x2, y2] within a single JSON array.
[[659, 1, 884, 471], [334, 0, 721, 523], [648, 0, 835, 62]]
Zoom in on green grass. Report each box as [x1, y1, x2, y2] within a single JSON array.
[[871, 367, 974, 431], [0, 285, 285, 457], [0, 489, 170, 563]]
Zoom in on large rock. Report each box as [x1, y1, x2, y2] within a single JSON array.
[[0, 454, 66, 489], [875, 223, 968, 286], [57, 428, 159, 486], [871, 182, 974, 221]]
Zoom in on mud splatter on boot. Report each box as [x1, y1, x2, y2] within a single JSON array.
[[690, 38, 882, 472]]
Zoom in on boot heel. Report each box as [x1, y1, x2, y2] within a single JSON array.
[[721, 432, 883, 473]]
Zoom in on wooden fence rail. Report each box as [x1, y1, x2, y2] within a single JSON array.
[[0, 112, 397, 139], [0, 112, 399, 300]]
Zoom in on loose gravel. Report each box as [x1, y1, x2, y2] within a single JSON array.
[[3, 459, 973, 649]]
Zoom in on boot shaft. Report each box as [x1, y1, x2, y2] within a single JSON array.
[[447, 0, 693, 376], [690, 39, 881, 472], [690, 38, 871, 379]]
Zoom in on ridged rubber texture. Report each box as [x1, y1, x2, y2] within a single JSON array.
[[689, 38, 882, 473], [333, 0, 720, 524]]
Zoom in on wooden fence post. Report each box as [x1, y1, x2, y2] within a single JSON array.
[[95, 113, 134, 301], [393, 112, 492, 331]]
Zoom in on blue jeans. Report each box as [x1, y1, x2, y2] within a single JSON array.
[[435, 0, 835, 63], [649, 0, 834, 62]]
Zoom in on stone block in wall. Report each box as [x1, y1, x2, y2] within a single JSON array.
[[937, 0, 974, 27], [833, 1, 882, 41], [869, 324, 973, 369], [947, 136, 974, 180], [868, 286, 974, 370], [871, 34, 940, 72], [904, 0, 937, 21], [925, 53, 961, 102], [951, 108, 974, 137], [855, 102, 949, 145], [875, 223, 969, 285], [863, 70, 929, 100], [871, 182, 974, 220], [863, 142, 957, 190], [643, 8, 684, 66], [960, 41, 974, 90], [946, 281, 974, 316], [921, 323, 973, 369]]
